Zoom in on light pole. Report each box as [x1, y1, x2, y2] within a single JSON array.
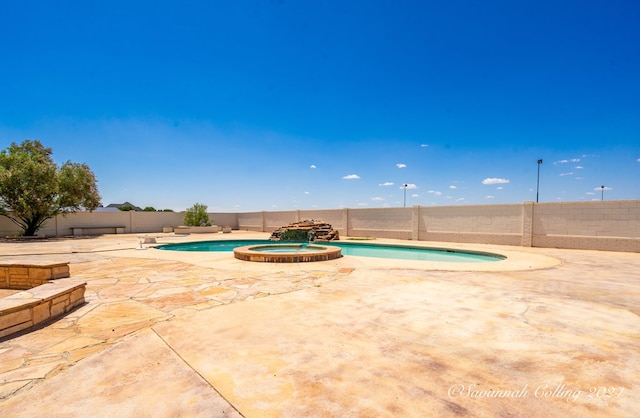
[[403, 184, 408, 208], [536, 159, 543, 203], [601, 185, 605, 201]]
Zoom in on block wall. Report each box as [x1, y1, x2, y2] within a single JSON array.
[[209, 212, 238, 228], [52, 211, 133, 236], [417, 204, 523, 245], [301, 210, 347, 233], [420, 204, 522, 234], [532, 201, 640, 252], [347, 207, 412, 239], [237, 212, 265, 231], [532, 201, 640, 237], [264, 211, 301, 232], [1, 201, 638, 252]]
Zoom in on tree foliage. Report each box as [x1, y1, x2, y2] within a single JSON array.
[[0, 140, 101, 236], [183, 203, 211, 226]]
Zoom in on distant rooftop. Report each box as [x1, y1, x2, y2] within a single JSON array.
[[104, 202, 143, 211]]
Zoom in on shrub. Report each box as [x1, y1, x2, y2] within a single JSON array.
[[280, 229, 311, 241], [183, 203, 212, 226]]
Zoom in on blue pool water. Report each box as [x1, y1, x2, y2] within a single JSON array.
[[157, 240, 505, 263]]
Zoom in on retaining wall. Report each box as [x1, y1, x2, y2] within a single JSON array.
[[0, 278, 86, 339], [1, 263, 71, 290], [0, 263, 85, 340]]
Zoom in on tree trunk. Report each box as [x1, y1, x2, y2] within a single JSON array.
[[24, 223, 39, 236], [23, 215, 48, 236]]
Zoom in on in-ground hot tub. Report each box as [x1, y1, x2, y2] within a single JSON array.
[[233, 243, 342, 262]]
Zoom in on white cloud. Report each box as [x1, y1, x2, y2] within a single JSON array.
[[554, 158, 580, 165], [485, 195, 495, 199], [428, 190, 442, 196], [420, 144, 428, 148], [411, 193, 419, 198], [636, 158, 640, 162], [575, 166, 583, 169], [482, 178, 509, 185], [586, 192, 595, 195], [456, 198, 465, 202], [449, 185, 457, 189], [559, 172, 574, 176], [402, 183, 418, 189], [371, 197, 385, 201], [310, 164, 316, 169], [304, 191, 310, 195], [593, 186, 613, 191], [496, 186, 503, 190], [342, 174, 360, 180], [379, 181, 394, 187], [357, 202, 368, 206], [575, 177, 584, 180], [396, 163, 407, 169]]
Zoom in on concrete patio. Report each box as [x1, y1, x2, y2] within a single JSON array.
[[0, 232, 638, 417]]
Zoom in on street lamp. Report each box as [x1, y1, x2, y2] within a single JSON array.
[[536, 159, 543, 203], [601, 185, 605, 201], [403, 184, 408, 208]]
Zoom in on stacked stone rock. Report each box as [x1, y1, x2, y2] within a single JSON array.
[[270, 220, 340, 241]]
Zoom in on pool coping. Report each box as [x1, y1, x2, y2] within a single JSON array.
[[233, 243, 343, 262]]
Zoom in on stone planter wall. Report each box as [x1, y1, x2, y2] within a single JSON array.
[[1, 263, 71, 290], [0, 262, 85, 340], [0, 278, 86, 339], [173, 226, 222, 234]]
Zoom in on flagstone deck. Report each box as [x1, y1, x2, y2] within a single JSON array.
[[0, 232, 638, 417]]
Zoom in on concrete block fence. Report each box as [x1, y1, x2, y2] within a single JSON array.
[[0, 201, 638, 252]]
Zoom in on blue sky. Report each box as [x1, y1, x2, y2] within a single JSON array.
[[1, 0, 638, 212]]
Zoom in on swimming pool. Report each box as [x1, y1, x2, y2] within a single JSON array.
[[157, 240, 505, 263]]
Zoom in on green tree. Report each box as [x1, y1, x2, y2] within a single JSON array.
[[0, 140, 101, 236], [183, 203, 211, 226], [143, 206, 156, 212]]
